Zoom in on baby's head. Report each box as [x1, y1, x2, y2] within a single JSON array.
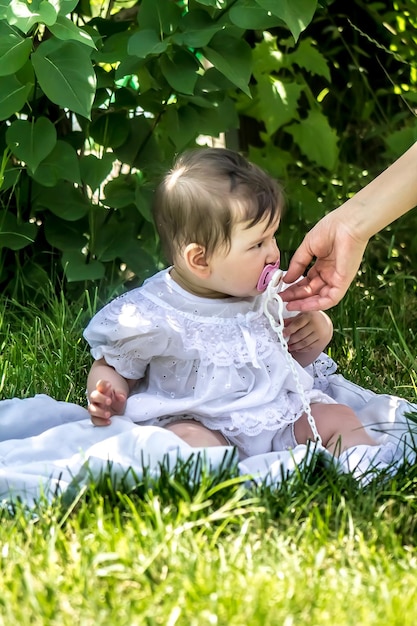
[[153, 147, 284, 264]]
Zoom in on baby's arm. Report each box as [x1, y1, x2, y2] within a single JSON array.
[[283, 311, 333, 368], [87, 357, 136, 426]]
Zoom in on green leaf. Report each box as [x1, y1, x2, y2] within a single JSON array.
[[113, 116, 162, 171], [248, 144, 292, 180], [286, 110, 339, 170], [203, 33, 252, 97], [173, 10, 224, 48], [93, 31, 130, 64], [6, 117, 57, 173], [80, 153, 115, 193], [0, 165, 20, 192], [256, 78, 303, 134], [90, 207, 157, 278], [38, 0, 58, 26], [123, 240, 158, 278], [385, 127, 417, 159], [115, 57, 145, 85], [89, 112, 130, 149], [7, 0, 58, 31], [50, 0, 80, 16], [256, 0, 318, 42], [135, 185, 153, 223], [160, 49, 200, 95], [192, 97, 239, 136], [0, 23, 32, 76], [159, 106, 200, 150], [0, 0, 8, 19], [196, 67, 236, 93], [0, 210, 37, 250], [15, 56, 35, 85], [33, 181, 91, 220], [128, 29, 168, 59], [252, 35, 285, 78], [113, 86, 138, 108], [230, 1, 284, 30], [44, 214, 88, 251], [194, 0, 227, 6], [287, 184, 325, 223], [30, 140, 81, 186], [94, 219, 138, 261], [90, 211, 157, 278], [7, 0, 44, 34], [103, 175, 136, 209], [139, 0, 182, 35], [62, 250, 105, 282], [49, 15, 96, 49], [290, 38, 330, 81], [95, 65, 116, 89], [0, 74, 32, 120], [32, 39, 96, 119]]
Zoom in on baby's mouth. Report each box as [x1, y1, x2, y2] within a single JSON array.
[[257, 260, 281, 292]]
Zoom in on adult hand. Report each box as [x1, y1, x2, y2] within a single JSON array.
[[282, 143, 417, 311], [281, 212, 368, 311]]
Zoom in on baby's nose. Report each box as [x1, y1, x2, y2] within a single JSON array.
[[266, 240, 279, 262]]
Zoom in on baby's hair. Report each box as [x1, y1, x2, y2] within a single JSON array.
[[153, 147, 284, 263]]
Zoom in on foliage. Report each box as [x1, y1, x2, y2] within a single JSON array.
[[236, 0, 417, 258], [0, 0, 416, 300]]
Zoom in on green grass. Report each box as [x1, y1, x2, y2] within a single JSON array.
[[0, 261, 417, 625]]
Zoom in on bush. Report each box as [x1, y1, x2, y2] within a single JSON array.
[[0, 0, 416, 301]]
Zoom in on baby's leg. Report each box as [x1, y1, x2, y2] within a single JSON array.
[[164, 420, 228, 447], [294, 403, 376, 456]]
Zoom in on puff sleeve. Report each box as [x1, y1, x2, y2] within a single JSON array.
[[83, 292, 169, 380]]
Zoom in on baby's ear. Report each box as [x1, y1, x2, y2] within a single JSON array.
[[183, 243, 210, 278]]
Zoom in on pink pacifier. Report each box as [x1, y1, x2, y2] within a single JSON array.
[[257, 260, 282, 292]]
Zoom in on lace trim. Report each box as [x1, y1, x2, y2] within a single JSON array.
[[176, 311, 277, 368], [158, 395, 305, 438], [97, 296, 279, 369], [311, 354, 338, 392]]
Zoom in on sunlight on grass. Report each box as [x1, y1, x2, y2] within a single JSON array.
[[0, 266, 417, 624], [0, 291, 91, 403], [2, 469, 417, 625]]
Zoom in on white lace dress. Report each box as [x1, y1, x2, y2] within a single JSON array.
[[83, 269, 336, 458]]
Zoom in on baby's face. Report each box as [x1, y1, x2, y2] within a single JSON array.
[[207, 214, 280, 298]]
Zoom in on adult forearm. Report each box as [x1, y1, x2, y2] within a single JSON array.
[[339, 142, 417, 242]]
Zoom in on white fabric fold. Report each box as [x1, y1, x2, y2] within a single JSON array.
[[0, 370, 415, 507]]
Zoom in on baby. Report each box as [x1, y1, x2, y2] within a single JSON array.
[[83, 147, 384, 464]]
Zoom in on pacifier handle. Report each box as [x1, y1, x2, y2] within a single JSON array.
[[257, 260, 283, 292]]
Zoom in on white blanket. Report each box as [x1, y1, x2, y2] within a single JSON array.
[[0, 373, 416, 507]]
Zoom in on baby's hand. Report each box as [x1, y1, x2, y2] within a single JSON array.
[[283, 311, 332, 354], [88, 379, 127, 427]]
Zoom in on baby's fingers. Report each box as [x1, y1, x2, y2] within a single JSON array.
[[88, 401, 112, 426], [288, 332, 318, 353], [282, 314, 305, 336], [95, 379, 113, 396], [90, 414, 112, 427], [88, 388, 112, 422], [111, 391, 127, 414], [89, 387, 112, 409]]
